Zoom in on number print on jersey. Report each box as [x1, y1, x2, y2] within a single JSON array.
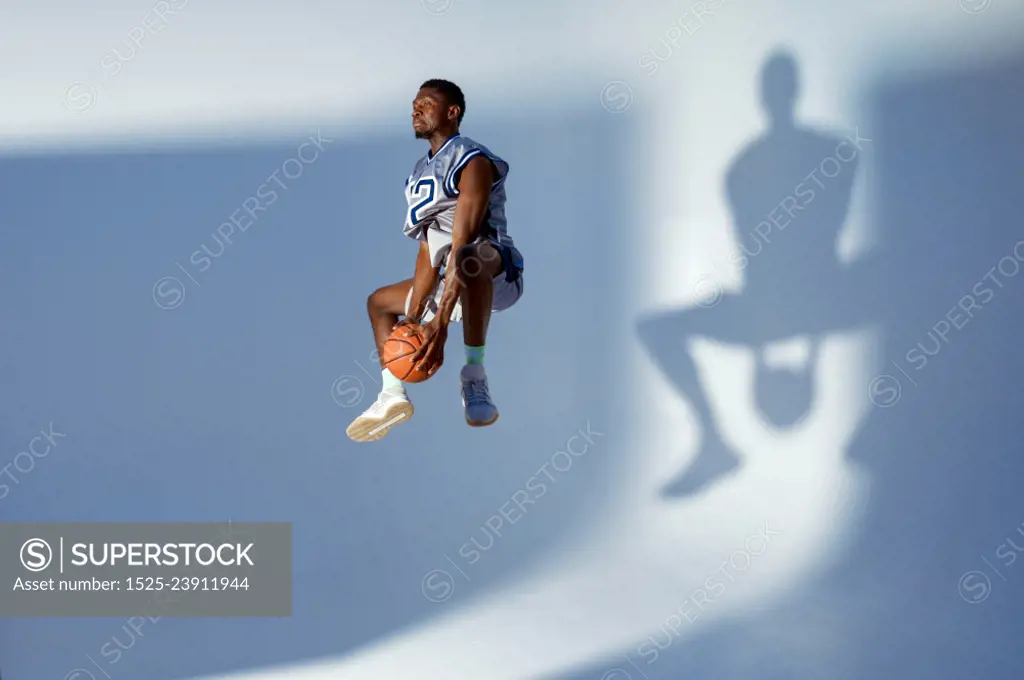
[[409, 177, 436, 226]]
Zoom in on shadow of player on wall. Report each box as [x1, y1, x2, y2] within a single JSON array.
[[636, 48, 879, 498]]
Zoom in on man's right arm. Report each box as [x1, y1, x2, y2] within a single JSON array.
[[404, 240, 439, 324]]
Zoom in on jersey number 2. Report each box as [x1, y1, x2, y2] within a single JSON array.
[[409, 178, 436, 225]]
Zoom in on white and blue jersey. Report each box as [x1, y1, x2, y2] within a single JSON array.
[[402, 134, 523, 278]]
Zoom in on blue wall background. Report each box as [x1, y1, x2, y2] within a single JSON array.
[[3, 26, 1024, 680], [0, 109, 628, 679]]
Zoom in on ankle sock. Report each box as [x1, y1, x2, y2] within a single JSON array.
[[465, 345, 485, 365], [381, 368, 403, 392]]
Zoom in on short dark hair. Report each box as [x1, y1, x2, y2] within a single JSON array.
[[420, 79, 466, 124]]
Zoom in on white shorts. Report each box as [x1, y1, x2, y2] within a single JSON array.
[[404, 268, 524, 323]]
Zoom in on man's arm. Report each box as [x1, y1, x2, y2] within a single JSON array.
[[405, 240, 439, 324], [433, 155, 495, 325]]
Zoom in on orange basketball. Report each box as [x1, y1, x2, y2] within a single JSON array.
[[381, 323, 434, 383]]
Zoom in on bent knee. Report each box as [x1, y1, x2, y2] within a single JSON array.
[[367, 285, 407, 315], [367, 288, 385, 311]]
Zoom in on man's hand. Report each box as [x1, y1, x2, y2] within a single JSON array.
[[409, 317, 448, 377]]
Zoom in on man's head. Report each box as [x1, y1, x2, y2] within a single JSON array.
[[760, 50, 799, 127], [412, 79, 465, 139]]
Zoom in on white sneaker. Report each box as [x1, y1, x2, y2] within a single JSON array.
[[346, 389, 414, 442], [461, 364, 499, 427]]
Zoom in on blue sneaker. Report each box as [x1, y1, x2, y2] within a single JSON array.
[[461, 364, 499, 426]]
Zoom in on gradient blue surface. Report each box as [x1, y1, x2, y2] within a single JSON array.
[[3, 26, 1024, 680], [0, 110, 628, 679]]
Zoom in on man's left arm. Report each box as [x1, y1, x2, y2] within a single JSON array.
[[433, 155, 495, 325]]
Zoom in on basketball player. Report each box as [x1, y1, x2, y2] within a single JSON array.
[[346, 79, 525, 442]]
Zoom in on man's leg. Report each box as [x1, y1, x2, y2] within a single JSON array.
[[636, 304, 741, 496], [346, 279, 416, 443], [368, 278, 415, 358], [452, 241, 515, 426]]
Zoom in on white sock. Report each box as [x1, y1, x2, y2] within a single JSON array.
[[381, 368, 404, 392]]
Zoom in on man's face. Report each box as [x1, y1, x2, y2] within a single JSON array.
[[412, 87, 454, 138]]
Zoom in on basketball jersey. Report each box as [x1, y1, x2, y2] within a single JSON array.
[[402, 134, 520, 270]]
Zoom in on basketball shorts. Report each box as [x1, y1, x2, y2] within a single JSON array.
[[405, 243, 524, 324]]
